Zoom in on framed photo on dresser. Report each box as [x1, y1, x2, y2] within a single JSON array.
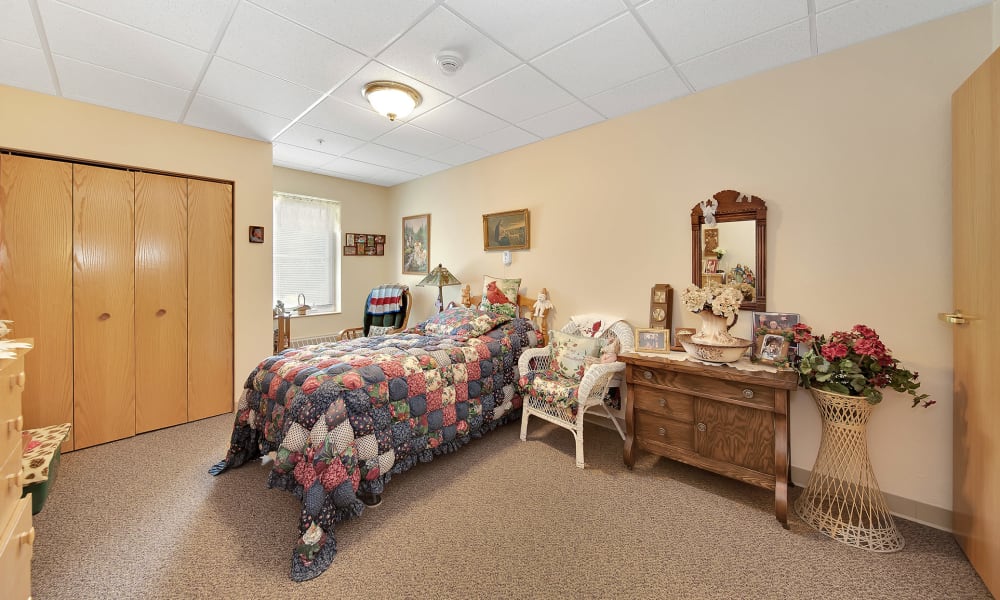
[[751, 312, 800, 366]]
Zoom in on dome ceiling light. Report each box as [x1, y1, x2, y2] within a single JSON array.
[[362, 81, 422, 122]]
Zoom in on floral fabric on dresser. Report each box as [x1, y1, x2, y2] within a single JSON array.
[[480, 276, 521, 318], [550, 330, 602, 380]]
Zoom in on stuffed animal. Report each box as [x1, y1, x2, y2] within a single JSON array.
[[460, 283, 472, 307], [584, 338, 620, 367], [485, 280, 509, 305], [532, 288, 554, 318]]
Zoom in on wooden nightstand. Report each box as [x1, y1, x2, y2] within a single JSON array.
[[1, 341, 34, 599], [621, 352, 797, 527]]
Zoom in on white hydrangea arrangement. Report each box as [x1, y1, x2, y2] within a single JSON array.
[[681, 282, 744, 319], [0, 320, 32, 360]]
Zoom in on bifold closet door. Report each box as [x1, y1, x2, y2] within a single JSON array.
[[135, 173, 188, 433], [0, 155, 74, 450], [187, 179, 233, 420], [73, 164, 135, 448]]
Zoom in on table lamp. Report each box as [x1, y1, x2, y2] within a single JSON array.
[[417, 263, 461, 312]]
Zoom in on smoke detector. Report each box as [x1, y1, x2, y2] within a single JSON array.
[[436, 51, 464, 75]]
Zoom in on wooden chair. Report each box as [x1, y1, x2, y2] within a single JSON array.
[[338, 286, 412, 341]]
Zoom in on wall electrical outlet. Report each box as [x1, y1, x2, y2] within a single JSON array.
[[502, 250, 512, 266]]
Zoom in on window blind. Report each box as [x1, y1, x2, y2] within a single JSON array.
[[273, 193, 340, 310]]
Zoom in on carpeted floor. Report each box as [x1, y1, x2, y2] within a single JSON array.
[[30, 414, 991, 600]]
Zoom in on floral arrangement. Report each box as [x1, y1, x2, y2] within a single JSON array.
[[794, 324, 932, 407], [714, 247, 727, 260], [0, 320, 32, 361], [681, 281, 744, 319]]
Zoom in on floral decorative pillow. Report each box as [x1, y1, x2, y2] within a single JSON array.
[[551, 330, 602, 381], [418, 306, 511, 338], [367, 325, 394, 337], [480, 276, 521, 319]]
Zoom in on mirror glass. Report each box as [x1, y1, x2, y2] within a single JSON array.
[[691, 191, 767, 312]]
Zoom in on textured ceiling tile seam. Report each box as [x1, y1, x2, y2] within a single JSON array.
[[807, 0, 820, 55], [177, 0, 241, 122], [29, 0, 61, 95], [623, 1, 697, 94], [673, 15, 814, 75]]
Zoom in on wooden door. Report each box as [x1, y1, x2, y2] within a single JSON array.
[[73, 164, 135, 448], [187, 179, 233, 420], [0, 155, 74, 450], [952, 47, 999, 596], [135, 173, 188, 433]]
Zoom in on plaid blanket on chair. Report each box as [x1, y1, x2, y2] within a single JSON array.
[[366, 284, 407, 315]]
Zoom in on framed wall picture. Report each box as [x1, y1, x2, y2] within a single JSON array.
[[248, 225, 264, 243], [751, 312, 800, 366], [649, 284, 673, 329], [402, 214, 430, 274], [635, 328, 670, 353], [703, 257, 718, 273], [483, 209, 530, 251]]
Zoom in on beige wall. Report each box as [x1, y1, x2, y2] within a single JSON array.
[[0, 84, 272, 405], [271, 166, 391, 339], [994, 0, 1000, 49], [388, 8, 991, 513]]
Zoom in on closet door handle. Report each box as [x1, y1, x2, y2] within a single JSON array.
[[156, 309, 167, 317], [98, 312, 111, 321]]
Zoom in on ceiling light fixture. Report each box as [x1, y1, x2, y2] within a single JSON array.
[[362, 81, 422, 121]]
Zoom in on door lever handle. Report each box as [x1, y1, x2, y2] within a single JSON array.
[[938, 310, 978, 325]]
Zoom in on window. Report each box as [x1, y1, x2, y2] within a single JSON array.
[[273, 192, 340, 312]]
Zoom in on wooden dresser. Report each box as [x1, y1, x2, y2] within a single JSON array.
[[621, 352, 797, 526], [1, 341, 34, 599]]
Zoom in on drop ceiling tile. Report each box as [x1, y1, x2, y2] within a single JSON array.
[[184, 94, 290, 140], [0, 0, 42, 47], [315, 156, 384, 178], [401, 157, 451, 176], [532, 13, 668, 98], [815, 0, 852, 10], [249, 0, 435, 56], [0, 40, 55, 94], [375, 125, 457, 157], [429, 143, 491, 166], [409, 100, 508, 142], [816, 0, 989, 53], [376, 6, 520, 96], [326, 61, 450, 119], [362, 167, 420, 186], [585, 67, 689, 118], [518, 101, 604, 138], [300, 96, 399, 140], [54, 56, 188, 121], [274, 122, 365, 155], [461, 65, 575, 123], [678, 19, 812, 92], [39, 0, 207, 89], [468, 126, 539, 154], [345, 143, 421, 170], [272, 142, 339, 169], [55, 0, 236, 51], [199, 57, 319, 120], [637, 0, 807, 63], [217, 1, 366, 92], [446, 0, 625, 60]]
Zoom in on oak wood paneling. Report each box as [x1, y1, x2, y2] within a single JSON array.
[[187, 179, 233, 420], [135, 173, 188, 433], [0, 155, 74, 449], [73, 164, 135, 448]]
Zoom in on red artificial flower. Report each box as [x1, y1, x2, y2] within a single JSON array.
[[852, 324, 878, 339], [792, 323, 813, 343], [820, 342, 849, 361], [853, 337, 887, 359]]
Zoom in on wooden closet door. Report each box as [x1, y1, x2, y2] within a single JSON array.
[[0, 155, 74, 450], [135, 173, 188, 433], [187, 179, 233, 420], [73, 164, 135, 448]]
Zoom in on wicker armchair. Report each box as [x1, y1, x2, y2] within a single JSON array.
[[518, 320, 634, 468]]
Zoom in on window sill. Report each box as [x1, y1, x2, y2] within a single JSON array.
[[279, 308, 340, 318]]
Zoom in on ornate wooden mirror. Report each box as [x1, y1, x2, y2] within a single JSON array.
[[691, 190, 767, 312]]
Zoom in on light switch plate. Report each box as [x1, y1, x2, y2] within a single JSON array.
[[502, 250, 512, 266]]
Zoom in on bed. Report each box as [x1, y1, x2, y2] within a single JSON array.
[[211, 296, 544, 581]]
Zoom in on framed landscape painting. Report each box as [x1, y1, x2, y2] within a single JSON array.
[[483, 209, 530, 251], [402, 214, 430, 274]]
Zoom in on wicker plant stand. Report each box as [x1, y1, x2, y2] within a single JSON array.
[[794, 388, 904, 552]]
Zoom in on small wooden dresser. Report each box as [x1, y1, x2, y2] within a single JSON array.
[[621, 352, 797, 526], [1, 341, 34, 599]]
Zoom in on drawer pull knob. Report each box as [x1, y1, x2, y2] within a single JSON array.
[[6, 470, 23, 488], [697, 422, 707, 432], [642, 371, 653, 380], [742, 388, 754, 399], [19, 527, 35, 547], [658, 427, 666, 436], [658, 398, 666, 407], [7, 415, 23, 433]]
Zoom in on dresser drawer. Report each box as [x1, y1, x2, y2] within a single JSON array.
[[629, 365, 774, 409], [632, 385, 693, 422], [0, 445, 22, 527], [0, 496, 33, 600], [635, 410, 695, 452], [0, 358, 26, 463]]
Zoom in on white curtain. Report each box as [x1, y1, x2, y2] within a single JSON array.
[[273, 193, 340, 309]]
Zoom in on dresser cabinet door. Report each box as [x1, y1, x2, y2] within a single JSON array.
[[694, 398, 774, 476]]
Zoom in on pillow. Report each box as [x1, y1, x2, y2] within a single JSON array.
[[367, 325, 394, 337], [551, 330, 602, 381], [419, 306, 511, 338], [480, 276, 521, 319]]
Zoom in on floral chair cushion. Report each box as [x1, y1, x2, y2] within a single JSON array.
[[518, 370, 581, 411], [479, 275, 521, 319], [550, 330, 602, 380]]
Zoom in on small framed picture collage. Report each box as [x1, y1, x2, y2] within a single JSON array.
[[751, 312, 800, 366], [345, 233, 385, 256]]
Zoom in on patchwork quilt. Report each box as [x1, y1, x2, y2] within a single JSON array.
[[212, 313, 539, 581]]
